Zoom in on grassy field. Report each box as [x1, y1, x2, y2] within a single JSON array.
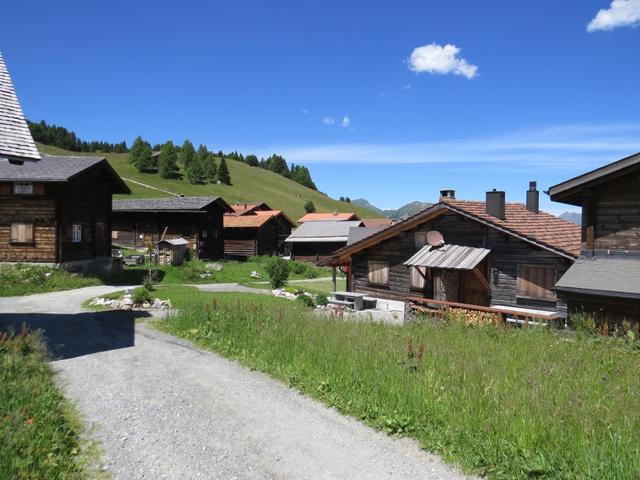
[[37, 143, 381, 221], [0, 264, 102, 297], [155, 291, 640, 479], [245, 277, 346, 293], [0, 328, 88, 478]]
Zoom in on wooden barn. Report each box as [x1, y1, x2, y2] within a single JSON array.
[[0, 52, 130, 271], [112, 196, 232, 259], [549, 152, 640, 323], [324, 186, 581, 316], [285, 220, 363, 264], [224, 207, 296, 258]]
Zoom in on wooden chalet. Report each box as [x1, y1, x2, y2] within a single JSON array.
[[0, 52, 130, 271], [285, 220, 364, 264], [549, 152, 640, 323], [112, 196, 232, 259], [224, 203, 296, 258], [324, 185, 581, 316]]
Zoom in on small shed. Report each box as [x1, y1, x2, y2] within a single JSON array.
[[156, 237, 189, 266]]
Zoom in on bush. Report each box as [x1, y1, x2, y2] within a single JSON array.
[[296, 293, 315, 308], [288, 260, 308, 275], [315, 293, 328, 306], [265, 257, 289, 289], [133, 286, 154, 304]]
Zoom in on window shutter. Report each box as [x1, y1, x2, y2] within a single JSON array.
[[415, 231, 428, 249], [517, 265, 555, 300], [368, 261, 389, 286], [411, 266, 428, 289], [10, 223, 34, 243]]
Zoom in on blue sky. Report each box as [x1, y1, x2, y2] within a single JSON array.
[[3, 0, 640, 213]]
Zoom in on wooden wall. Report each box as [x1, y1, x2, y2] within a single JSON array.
[[351, 211, 573, 312], [585, 172, 640, 253], [291, 241, 346, 265]]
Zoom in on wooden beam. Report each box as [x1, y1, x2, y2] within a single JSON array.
[[471, 267, 491, 291]]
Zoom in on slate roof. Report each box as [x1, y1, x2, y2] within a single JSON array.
[[286, 220, 363, 243], [0, 52, 40, 162], [347, 226, 386, 245], [548, 151, 640, 206], [404, 244, 491, 270], [157, 237, 189, 246], [113, 196, 231, 212], [0, 154, 130, 193], [555, 256, 640, 300], [298, 212, 360, 223], [326, 199, 581, 263]]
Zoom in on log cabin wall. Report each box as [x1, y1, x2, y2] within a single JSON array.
[[292, 241, 346, 264], [351, 210, 572, 312], [0, 182, 57, 262], [586, 173, 640, 253]]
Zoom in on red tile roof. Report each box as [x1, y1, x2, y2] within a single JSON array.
[[442, 199, 581, 257], [223, 215, 273, 228], [298, 212, 359, 223], [228, 202, 272, 216]]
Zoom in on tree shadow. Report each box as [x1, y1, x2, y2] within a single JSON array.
[[0, 310, 151, 360]]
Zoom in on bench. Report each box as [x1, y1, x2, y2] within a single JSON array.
[[331, 291, 366, 311], [328, 299, 355, 308]]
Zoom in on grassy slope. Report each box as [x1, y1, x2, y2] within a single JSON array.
[[37, 143, 381, 220]]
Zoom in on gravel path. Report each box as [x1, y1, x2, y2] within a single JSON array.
[[0, 287, 470, 480]]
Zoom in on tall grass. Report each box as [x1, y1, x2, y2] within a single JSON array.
[[157, 292, 640, 479], [0, 327, 86, 478], [0, 264, 101, 297]]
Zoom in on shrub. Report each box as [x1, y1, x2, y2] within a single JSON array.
[[265, 257, 289, 289], [315, 293, 328, 306], [133, 286, 154, 304], [296, 293, 315, 308], [288, 260, 308, 275]]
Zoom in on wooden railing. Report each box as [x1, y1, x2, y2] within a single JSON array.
[[407, 296, 561, 327]]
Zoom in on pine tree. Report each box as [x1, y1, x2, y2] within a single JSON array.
[[180, 140, 195, 170], [304, 200, 316, 213], [137, 143, 154, 172], [245, 154, 259, 167], [186, 145, 207, 184], [292, 166, 317, 190], [129, 136, 145, 165], [204, 152, 217, 182], [158, 141, 179, 178], [217, 157, 231, 185]]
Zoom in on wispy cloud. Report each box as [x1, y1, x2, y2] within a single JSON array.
[[408, 43, 478, 79], [403, 83, 412, 90], [255, 123, 640, 169], [302, 109, 310, 115], [587, 0, 640, 32], [341, 115, 351, 128], [321, 116, 335, 125]]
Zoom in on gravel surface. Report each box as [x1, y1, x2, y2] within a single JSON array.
[[0, 287, 471, 480]]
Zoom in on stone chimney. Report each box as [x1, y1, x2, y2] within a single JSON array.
[[486, 189, 505, 220], [439, 189, 456, 201], [526, 181, 539, 214]]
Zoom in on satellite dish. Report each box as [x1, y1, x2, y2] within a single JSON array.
[[427, 230, 444, 247]]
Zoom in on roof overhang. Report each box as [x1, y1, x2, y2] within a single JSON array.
[[404, 244, 491, 270], [285, 236, 348, 243]]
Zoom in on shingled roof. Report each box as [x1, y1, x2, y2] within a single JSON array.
[[0, 154, 129, 193], [326, 199, 581, 263], [0, 52, 40, 162], [298, 212, 360, 223], [113, 196, 232, 213], [555, 256, 640, 300], [286, 220, 363, 243]]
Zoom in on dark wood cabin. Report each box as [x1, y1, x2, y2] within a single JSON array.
[[0, 53, 130, 271], [549, 152, 640, 324], [325, 187, 581, 315], [285, 220, 363, 264], [224, 208, 296, 258], [112, 196, 232, 259], [0, 155, 130, 269]]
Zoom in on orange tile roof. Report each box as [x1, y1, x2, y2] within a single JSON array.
[[362, 218, 394, 228], [228, 202, 269, 216], [298, 212, 359, 223], [223, 215, 272, 228], [442, 199, 581, 257]]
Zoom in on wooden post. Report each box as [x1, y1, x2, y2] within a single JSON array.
[[332, 266, 337, 292]]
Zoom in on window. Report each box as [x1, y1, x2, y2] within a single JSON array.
[[410, 266, 429, 290], [10, 223, 34, 244], [415, 231, 428, 249], [517, 265, 556, 301], [368, 261, 389, 286], [112, 231, 119, 240], [13, 182, 33, 195], [72, 224, 82, 243]]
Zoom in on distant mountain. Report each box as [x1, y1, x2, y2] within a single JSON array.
[[351, 198, 386, 217], [559, 212, 581, 225], [352, 198, 433, 220]]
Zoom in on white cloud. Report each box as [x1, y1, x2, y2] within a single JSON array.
[[408, 43, 478, 79], [403, 83, 412, 90], [322, 116, 335, 125], [588, 0, 640, 31], [341, 115, 350, 128]]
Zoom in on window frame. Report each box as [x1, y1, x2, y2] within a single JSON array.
[[368, 261, 389, 287], [13, 182, 34, 195], [10, 223, 35, 245], [516, 264, 556, 301], [410, 266, 430, 290], [72, 224, 82, 243], [414, 231, 428, 250]]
